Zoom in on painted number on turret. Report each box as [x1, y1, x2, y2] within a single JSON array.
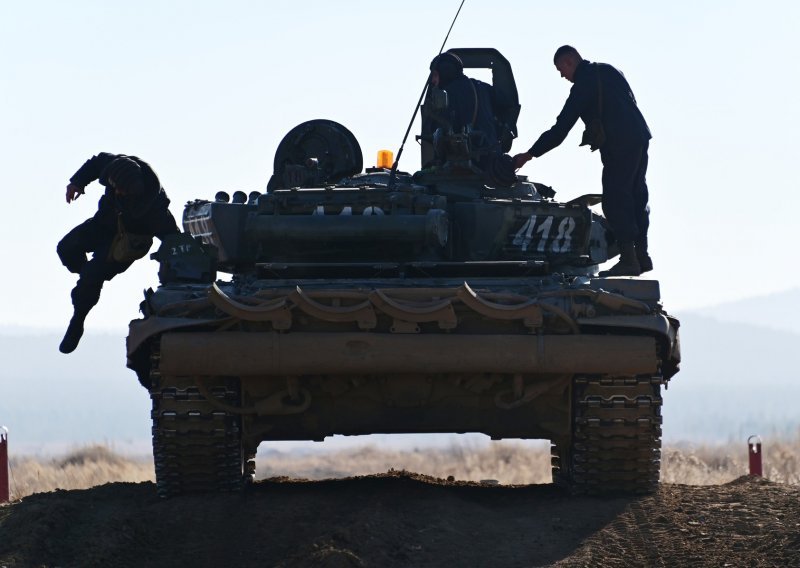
[[513, 215, 576, 253], [171, 244, 193, 255]]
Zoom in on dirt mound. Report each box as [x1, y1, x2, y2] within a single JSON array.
[[1, 472, 798, 567]]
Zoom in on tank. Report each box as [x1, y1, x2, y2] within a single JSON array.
[[127, 48, 680, 498]]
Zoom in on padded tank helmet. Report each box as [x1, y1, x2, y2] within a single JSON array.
[[104, 156, 143, 194], [430, 51, 464, 87]]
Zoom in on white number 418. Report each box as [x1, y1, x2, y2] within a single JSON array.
[[512, 215, 576, 253]]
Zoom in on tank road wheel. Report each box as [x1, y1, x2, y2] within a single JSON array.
[[552, 376, 663, 495], [149, 346, 246, 498]]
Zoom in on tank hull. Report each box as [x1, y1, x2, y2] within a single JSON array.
[[132, 275, 677, 497]]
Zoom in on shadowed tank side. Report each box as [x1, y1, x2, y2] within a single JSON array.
[[127, 48, 680, 498]]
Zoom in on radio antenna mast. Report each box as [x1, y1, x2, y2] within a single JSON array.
[[388, 0, 465, 188]]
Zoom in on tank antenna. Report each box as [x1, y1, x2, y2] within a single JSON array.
[[388, 0, 465, 188]]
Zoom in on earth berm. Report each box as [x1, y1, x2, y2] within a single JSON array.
[[0, 472, 797, 567]]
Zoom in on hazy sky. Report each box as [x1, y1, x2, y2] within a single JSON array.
[[2, 1, 799, 333]]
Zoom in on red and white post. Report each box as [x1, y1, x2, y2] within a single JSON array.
[[0, 426, 8, 502], [748, 435, 763, 477]]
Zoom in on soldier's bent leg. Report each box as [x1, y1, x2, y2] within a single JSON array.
[[57, 216, 114, 274], [59, 289, 96, 354], [57, 221, 92, 274], [60, 252, 133, 354]]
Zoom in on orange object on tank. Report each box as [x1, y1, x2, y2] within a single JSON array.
[[377, 150, 393, 169]]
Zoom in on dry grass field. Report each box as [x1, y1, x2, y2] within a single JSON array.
[[5, 435, 798, 501]]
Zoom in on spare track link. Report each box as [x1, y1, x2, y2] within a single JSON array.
[[149, 342, 248, 498], [552, 375, 663, 495]]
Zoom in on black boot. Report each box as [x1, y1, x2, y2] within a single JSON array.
[[61, 277, 101, 354], [637, 252, 653, 273], [59, 311, 87, 354], [635, 237, 653, 273], [600, 242, 642, 277]]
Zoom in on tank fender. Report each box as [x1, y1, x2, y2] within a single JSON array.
[[576, 314, 673, 338], [126, 316, 228, 358]]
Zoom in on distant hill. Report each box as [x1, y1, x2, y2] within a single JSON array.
[[662, 313, 800, 442], [690, 287, 800, 335], [2, 295, 799, 453]]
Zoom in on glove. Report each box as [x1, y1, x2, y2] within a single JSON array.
[[512, 152, 533, 169], [66, 182, 85, 203]]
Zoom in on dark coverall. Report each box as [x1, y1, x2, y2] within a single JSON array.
[[441, 74, 503, 154], [57, 153, 179, 318], [528, 60, 651, 246]]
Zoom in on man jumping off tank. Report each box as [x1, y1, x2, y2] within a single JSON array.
[[57, 152, 179, 353]]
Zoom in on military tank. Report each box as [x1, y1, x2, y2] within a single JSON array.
[[127, 48, 680, 498]]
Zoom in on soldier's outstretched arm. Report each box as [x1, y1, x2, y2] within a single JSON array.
[[66, 152, 119, 202], [513, 80, 593, 171]]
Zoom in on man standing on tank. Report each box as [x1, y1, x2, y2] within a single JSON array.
[[57, 152, 179, 354], [513, 46, 652, 276]]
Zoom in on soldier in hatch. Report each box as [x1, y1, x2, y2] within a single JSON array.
[[429, 51, 516, 184], [57, 153, 179, 353]]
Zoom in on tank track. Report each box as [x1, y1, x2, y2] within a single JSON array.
[[552, 375, 663, 495], [149, 342, 250, 498]]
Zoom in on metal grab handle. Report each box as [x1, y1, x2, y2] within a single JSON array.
[[209, 282, 292, 329], [369, 289, 457, 328], [456, 282, 544, 328], [289, 286, 377, 330]]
